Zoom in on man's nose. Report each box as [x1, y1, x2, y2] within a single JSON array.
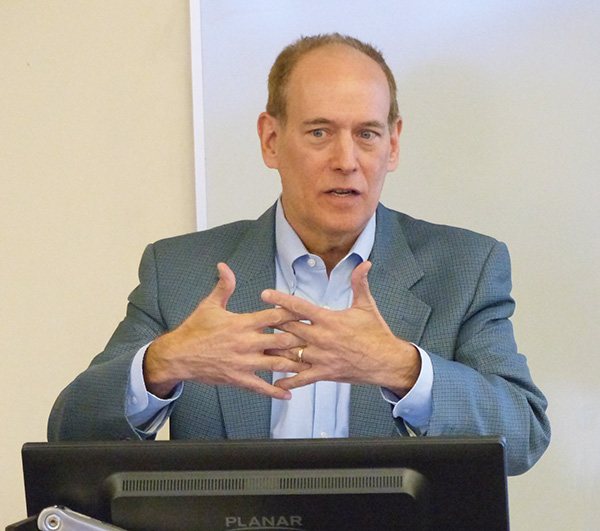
[[331, 133, 358, 174]]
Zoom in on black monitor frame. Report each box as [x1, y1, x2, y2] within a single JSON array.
[[21, 436, 509, 530]]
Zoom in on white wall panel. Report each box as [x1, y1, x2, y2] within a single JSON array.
[[197, 1, 600, 529]]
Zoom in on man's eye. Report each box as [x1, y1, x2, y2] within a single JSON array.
[[311, 129, 325, 138], [360, 130, 376, 140]]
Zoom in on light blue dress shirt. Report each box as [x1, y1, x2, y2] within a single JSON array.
[[270, 200, 371, 438], [126, 200, 433, 435]]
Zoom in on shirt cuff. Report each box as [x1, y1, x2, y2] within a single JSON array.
[[126, 342, 183, 430], [380, 343, 433, 432]]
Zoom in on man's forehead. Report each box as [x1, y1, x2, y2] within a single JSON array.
[[290, 46, 382, 85], [292, 43, 380, 76], [286, 45, 389, 100], [283, 46, 391, 120]]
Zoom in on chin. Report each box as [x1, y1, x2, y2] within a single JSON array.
[[323, 220, 367, 239]]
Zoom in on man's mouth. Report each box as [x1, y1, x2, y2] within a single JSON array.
[[328, 189, 359, 196]]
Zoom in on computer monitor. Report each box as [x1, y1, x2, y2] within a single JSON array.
[[21, 437, 508, 531]]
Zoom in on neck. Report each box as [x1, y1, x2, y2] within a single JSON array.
[[296, 229, 358, 275], [277, 199, 371, 275]]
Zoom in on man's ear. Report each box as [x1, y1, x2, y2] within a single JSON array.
[[257, 112, 280, 169], [387, 117, 403, 172]]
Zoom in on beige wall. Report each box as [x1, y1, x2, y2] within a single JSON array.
[[1, 0, 196, 523]]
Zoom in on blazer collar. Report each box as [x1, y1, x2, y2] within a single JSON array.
[[227, 204, 278, 314]]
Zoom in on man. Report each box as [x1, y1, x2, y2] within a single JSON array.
[[48, 34, 550, 476]]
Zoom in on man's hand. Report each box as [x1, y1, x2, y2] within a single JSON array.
[[261, 261, 421, 397], [143, 263, 307, 400]]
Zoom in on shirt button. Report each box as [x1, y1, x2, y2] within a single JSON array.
[[323, 305, 331, 310], [320, 431, 329, 438], [130, 396, 138, 405], [307, 258, 316, 267]]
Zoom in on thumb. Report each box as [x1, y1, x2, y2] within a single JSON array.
[[207, 262, 236, 309], [351, 260, 374, 308]]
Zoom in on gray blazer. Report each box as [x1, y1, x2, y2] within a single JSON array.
[[48, 203, 550, 475]]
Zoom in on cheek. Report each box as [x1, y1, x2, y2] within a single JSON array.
[[364, 155, 390, 185], [279, 165, 313, 199], [283, 155, 323, 187]]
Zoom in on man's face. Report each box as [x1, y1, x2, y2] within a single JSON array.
[[259, 44, 402, 253]]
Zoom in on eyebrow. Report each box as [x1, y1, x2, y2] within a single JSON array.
[[302, 118, 386, 129], [302, 118, 333, 126]]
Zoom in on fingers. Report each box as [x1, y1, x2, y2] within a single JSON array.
[[181, 261, 381, 398], [264, 345, 308, 364], [261, 260, 375, 320], [229, 354, 312, 400], [261, 289, 321, 321], [160, 261, 323, 400], [207, 262, 236, 309], [257, 306, 303, 330], [259, 353, 309, 374], [273, 369, 319, 391], [263, 331, 305, 357], [238, 374, 293, 400], [350, 260, 374, 308]]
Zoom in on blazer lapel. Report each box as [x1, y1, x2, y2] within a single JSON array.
[[368, 204, 431, 343], [216, 205, 277, 439], [350, 204, 432, 437]]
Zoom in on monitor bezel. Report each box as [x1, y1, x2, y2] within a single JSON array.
[[22, 436, 508, 530]]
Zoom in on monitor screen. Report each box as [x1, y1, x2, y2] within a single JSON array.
[[21, 436, 508, 531]]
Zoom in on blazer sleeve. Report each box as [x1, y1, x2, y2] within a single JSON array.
[[47, 243, 169, 441], [426, 241, 551, 475]]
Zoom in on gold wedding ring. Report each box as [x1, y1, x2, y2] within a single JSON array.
[[297, 348, 304, 363]]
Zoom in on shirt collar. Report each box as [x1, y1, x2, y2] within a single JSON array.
[[275, 198, 376, 284]]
